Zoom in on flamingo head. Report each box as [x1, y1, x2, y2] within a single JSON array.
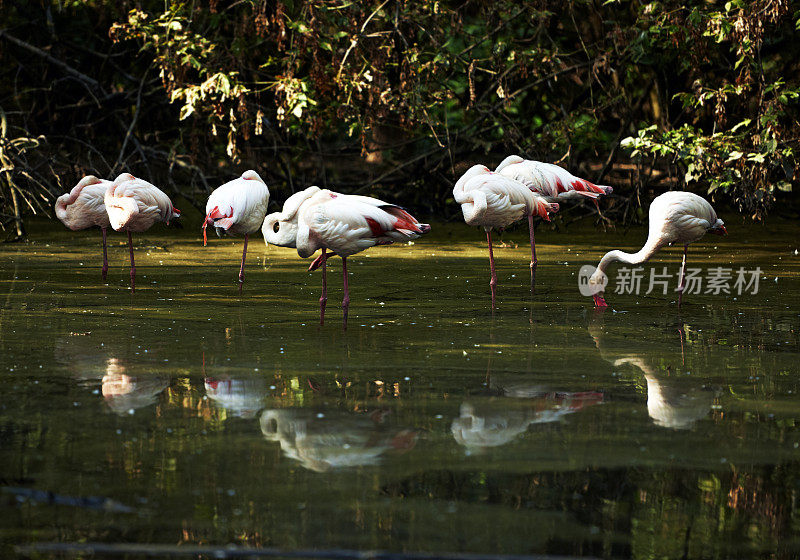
[[112, 172, 136, 184], [710, 219, 727, 236], [592, 293, 609, 308], [241, 169, 266, 184], [495, 154, 525, 173], [454, 165, 492, 191], [261, 211, 298, 248]]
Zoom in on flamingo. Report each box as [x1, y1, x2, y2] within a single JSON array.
[[495, 155, 613, 201], [262, 186, 430, 326], [260, 408, 417, 472], [104, 173, 181, 292], [453, 165, 559, 307], [202, 170, 270, 292], [589, 191, 727, 308], [55, 175, 113, 280], [495, 155, 612, 284]]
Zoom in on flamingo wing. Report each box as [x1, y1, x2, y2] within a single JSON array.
[[307, 198, 426, 255]]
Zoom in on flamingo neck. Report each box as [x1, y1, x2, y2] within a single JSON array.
[[54, 196, 70, 222], [596, 235, 663, 276], [457, 189, 488, 226], [56, 178, 99, 222]]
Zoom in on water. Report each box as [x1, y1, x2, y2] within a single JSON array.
[[1, 217, 799, 559]]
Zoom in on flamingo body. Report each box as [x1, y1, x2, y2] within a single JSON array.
[[55, 176, 112, 231], [104, 173, 179, 232], [590, 191, 726, 307], [203, 170, 270, 243], [295, 189, 430, 258], [454, 165, 557, 230], [495, 155, 612, 201]]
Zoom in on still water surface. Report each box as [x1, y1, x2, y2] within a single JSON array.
[[1, 218, 799, 559]]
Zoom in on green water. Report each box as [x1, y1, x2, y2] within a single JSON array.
[[1, 217, 799, 559]]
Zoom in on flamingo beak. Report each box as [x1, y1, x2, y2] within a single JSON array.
[[593, 293, 609, 308]]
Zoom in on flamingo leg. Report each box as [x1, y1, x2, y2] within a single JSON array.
[[319, 249, 328, 326], [528, 214, 537, 294], [341, 256, 350, 328], [127, 230, 135, 293], [487, 229, 497, 309], [238, 233, 249, 293], [101, 227, 108, 281], [677, 244, 688, 308]]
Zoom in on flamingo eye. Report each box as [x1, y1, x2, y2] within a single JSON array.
[[273, 221, 280, 233]]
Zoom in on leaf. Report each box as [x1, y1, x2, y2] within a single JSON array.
[[730, 119, 751, 132], [776, 181, 792, 192], [179, 104, 195, 120]]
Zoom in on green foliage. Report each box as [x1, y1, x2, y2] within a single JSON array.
[[620, 0, 799, 219], [0, 0, 798, 232]]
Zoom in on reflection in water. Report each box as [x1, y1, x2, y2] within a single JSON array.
[[452, 391, 604, 454], [259, 408, 417, 472], [204, 377, 267, 418], [589, 318, 716, 430], [644, 374, 714, 430], [55, 336, 169, 414], [102, 369, 169, 415]]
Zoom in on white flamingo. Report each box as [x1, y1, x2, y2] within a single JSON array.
[[203, 170, 270, 292], [495, 155, 613, 201], [589, 191, 727, 308], [55, 175, 113, 279], [453, 165, 558, 307], [262, 186, 430, 326], [104, 173, 180, 291]]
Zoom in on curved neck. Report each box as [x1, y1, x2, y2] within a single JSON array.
[[596, 235, 663, 276], [295, 219, 320, 259], [458, 190, 487, 226], [55, 195, 70, 222], [56, 177, 98, 219]]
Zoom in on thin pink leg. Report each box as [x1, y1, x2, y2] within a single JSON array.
[[238, 234, 249, 293], [127, 230, 135, 293], [319, 249, 328, 326], [487, 230, 497, 309], [101, 227, 108, 281], [528, 214, 537, 294], [341, 256, 350, 328], [677, 244, 688, 308]]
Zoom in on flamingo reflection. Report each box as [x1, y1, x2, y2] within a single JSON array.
[[204, 376, 267, 418], [259, 408, 416, 472], [452, 389, 603, 454], [589, 321, 716, 430], [101, 363, 169, 415], [55, 336, 169, 414]]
